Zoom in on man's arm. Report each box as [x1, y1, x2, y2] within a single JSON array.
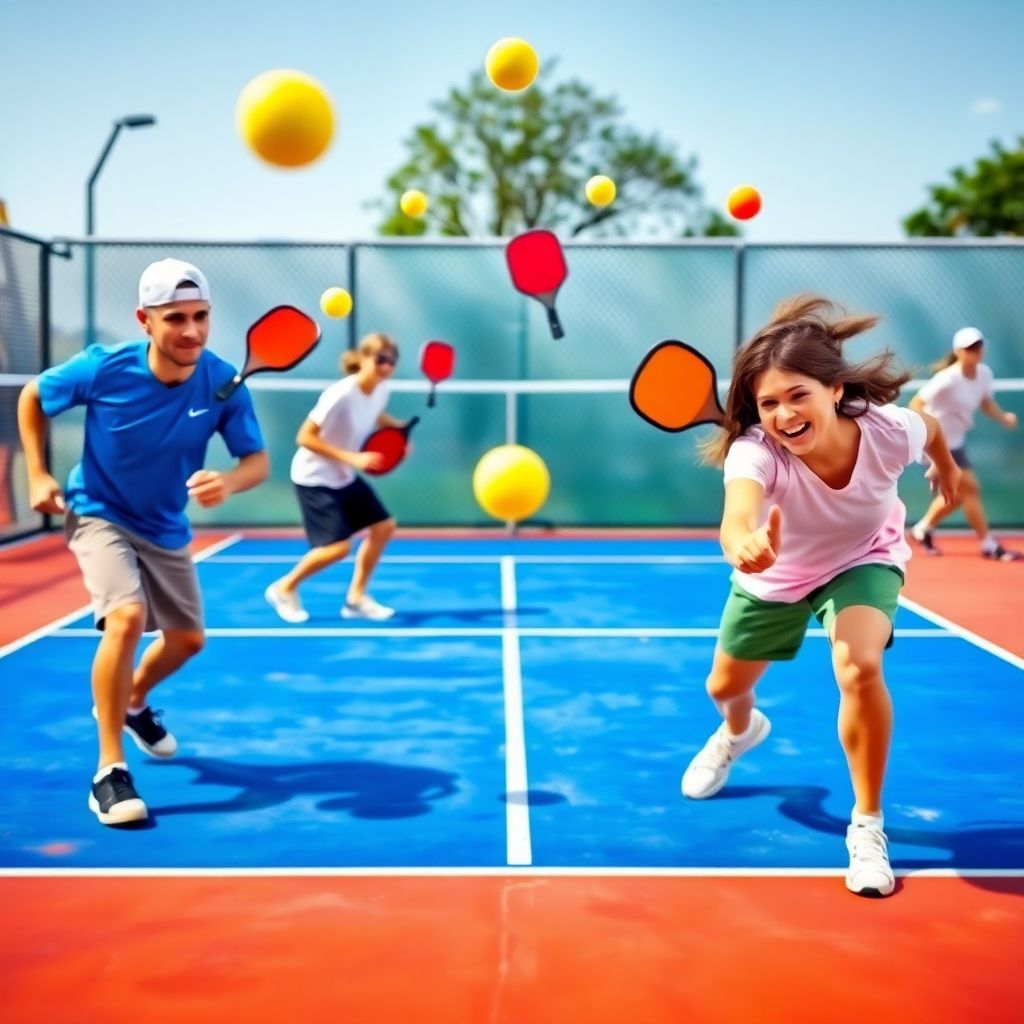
[[186, 451, 269, 509], [17, 379, 65, 513]]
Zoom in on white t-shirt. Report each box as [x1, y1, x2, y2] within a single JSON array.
[[722, 404, 927, 603], [916, 362, 994, 450], [290, 376, 390, 488]]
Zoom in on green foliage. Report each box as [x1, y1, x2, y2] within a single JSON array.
[[904, 138, 1024, 237], [374, 66, 737, 238]]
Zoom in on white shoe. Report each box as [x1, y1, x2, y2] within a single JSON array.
[[342, 595, 395, 620], [265, 582, 309, 624], [845, 822, 896, 897], [681, 709, 771, 799]]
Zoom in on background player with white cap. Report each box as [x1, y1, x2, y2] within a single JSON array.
[[909, 326, 1020, 560]]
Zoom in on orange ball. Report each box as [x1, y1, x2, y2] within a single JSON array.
[[727, 185, 762, 221]]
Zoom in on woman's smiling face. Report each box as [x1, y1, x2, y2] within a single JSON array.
[[754, 367, 844, 454]]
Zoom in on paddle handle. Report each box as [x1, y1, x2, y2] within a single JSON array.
[[216, 374, 242, 401], [546, 305, 564, 340], [403, 415, 421, 437], [427, 386, 436, 409]]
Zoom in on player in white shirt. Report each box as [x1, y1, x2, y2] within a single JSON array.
[[265, 332, 406, 622], [909, 327, 1020, 561]]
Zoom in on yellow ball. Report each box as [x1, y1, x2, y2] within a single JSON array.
[[585, 175, 616, 207], [485, 37, 539, 92], [320, 287, 352, 319], [400, 189, 429, 218], [473, 445, 550, 523], [237, 69, 335, 168]]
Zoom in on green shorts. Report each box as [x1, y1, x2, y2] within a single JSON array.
[[718, 563, 904, 662]]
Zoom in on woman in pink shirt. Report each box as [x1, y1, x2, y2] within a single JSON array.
[[681, 295, 960, 898]]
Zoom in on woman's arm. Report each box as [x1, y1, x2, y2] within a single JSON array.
[[721, 478, 781, 574], [917, 410, 961, 506], [980, 396, 1017, 429], [296, 419, 380, 472]]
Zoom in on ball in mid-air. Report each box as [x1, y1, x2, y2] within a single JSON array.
[[485, 37, 539, 92], [237, 69, 335, 168]]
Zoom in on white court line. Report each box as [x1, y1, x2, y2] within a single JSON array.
[[202, 554, 725, 565], [0, 533, 243, 661], [898, 595, 1024, 671], [500, 556, 531, 867], [49, 626, 954, 640], [0, 866, 1019, 879]]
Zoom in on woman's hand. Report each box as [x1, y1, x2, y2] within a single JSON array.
[[729, 505, 782, 574]]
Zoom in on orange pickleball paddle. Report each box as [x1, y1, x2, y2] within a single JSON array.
[[629, 340, 725, 432]]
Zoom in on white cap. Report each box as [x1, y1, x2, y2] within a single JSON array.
[[138, 258, 211, 308], [952, 326, 984, 350]]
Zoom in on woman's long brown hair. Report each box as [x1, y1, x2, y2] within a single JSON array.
[[701, 295, 911, 466]]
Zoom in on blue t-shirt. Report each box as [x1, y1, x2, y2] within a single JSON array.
[[38, 341, 264, 548]]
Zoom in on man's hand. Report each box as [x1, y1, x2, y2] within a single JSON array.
[[29, 472, 66, 514], [187, 470, 232, 508], [730, 505, 782, 574]]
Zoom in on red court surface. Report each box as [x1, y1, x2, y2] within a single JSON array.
[[1, 875, 1021, 1024]]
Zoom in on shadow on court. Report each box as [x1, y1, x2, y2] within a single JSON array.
[[148, 757, 460, 820], [718, 785, 1024, 894], [389, 606, 550, 625]]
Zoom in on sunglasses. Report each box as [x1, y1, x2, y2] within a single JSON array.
[[374, 353, 397, 367]]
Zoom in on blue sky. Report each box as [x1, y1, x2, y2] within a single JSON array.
[[3, 0, 1021, 243]]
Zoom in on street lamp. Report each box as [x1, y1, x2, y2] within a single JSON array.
[[84, 114, 156, 346]]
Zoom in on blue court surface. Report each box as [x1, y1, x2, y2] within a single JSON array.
[[2, 536, 1021, 871]]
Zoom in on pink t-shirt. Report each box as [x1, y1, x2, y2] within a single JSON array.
[[722, 404, 928, 602]]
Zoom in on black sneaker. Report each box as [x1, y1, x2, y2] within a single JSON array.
[[88, 767, 148, 825], [984, 544, 1023, 562], [92, 705, 179, 757], [125, 706, 178, 757], [910, 527, 941, 556]]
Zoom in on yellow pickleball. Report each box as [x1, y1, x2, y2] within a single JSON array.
[[237, 69, 335, 169], [473, 444, 550, 522], [586, 175, 617, 207], [400, 189, 429, 218], [320, 287, 352, 319], [485, 38, 539, 92]]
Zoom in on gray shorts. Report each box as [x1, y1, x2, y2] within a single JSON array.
[[65, 512, 204, 633]]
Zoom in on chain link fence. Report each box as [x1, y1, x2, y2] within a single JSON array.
[[0, 230, 48, 540], [5, 232, 1023, 532]]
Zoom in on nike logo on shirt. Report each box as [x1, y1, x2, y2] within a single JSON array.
[[188, 408, 209, 418]]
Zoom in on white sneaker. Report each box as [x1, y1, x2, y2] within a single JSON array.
[[342, 595, 395, 620], [681, 709, 771, 799], [265, 582, 309, 624], [845, 822, 896, 897]]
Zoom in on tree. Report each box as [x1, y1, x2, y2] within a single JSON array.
[[904, 138, 1024, 237], [374, 66, 736, 238]]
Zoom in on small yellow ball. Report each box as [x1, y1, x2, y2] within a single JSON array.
[[319, 287, 353, 319], [585, 175, 617, 207], [236, 69, 335, 169], [400, 189, 429, 218], [485, 37, 539, 92], [472, 444, 550, 523]]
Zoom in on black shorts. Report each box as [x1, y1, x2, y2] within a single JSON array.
[[950, 447, 972, 470], [295, 478, 390, 547]]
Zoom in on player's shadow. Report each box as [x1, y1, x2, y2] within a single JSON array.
[[716, 784, 1024, 896], [148, 756, 459, 820]]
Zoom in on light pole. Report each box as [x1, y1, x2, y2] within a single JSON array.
[[84, 114, 156, 347]]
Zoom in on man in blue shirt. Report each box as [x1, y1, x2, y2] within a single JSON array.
[[18, 258, 269, 826]]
